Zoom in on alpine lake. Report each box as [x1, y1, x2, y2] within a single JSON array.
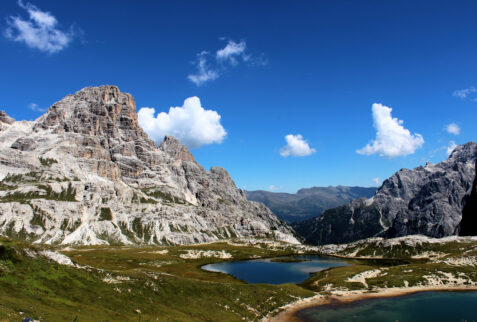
[[202, 255, 347, 284], [203, 255, 477, 321], [296, 291, 477, 322]]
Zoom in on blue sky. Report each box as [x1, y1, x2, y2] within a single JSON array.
[[1, 0, 477, 192]]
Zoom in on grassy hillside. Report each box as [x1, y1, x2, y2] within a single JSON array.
[[305, 236, 477, 293], [1, 236, 477, 321], [0, 239, 314, 321]]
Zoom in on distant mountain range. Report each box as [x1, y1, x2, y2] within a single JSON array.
[[294, 142, 477, 245], [245, 186, 377, 223]]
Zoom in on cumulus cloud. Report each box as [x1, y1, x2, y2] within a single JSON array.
[[357, 103, 424, 158], [187, 39, 266, 86], [453, 87, 477, 100], [445, 123, 460, 135], [446, 141, 457, 156], [280, 134, 316, 157], [373, 177, 381, 185], [187, 51, 219, 86], [4, 0, 76, 54], [138, 96, 227, 149], [28, 103, 47, 112]]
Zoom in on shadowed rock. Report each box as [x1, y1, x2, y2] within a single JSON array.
[[459, 160, 477, 236], [295, 142, 477, 245]]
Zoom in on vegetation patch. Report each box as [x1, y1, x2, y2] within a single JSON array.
[[0, 239, 314, 321], [99, 207, 113, 221], [59, 218, 81, 232], [39, 157, 58, 167], [142, 188, 189, 205], [139, 196, 157, 204], [0, 183, 76, 203], [217, 198, 232, 205], [118, 222, 136, 242]]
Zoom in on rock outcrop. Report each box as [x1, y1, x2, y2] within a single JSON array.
[[0, 86, 298, 245], [459, 159, 477, 236], [295, 142, 477, 245]]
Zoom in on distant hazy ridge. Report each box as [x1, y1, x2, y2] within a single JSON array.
[[245, 186, 377, 223]]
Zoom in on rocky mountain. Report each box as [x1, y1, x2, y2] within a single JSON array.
[[0, 86, 299, 245], [245, 186, 377, 223], [459, 158, 477, 236], [295, 142, 477, 245]]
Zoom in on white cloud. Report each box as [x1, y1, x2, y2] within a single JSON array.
[[187, 39, 266, 86], [446, 141, 457, 156], [280, 134, 316, 157], [138, 96, 227, 149], [373, 177, 381, 185], [28, 103, 46, 112], [268, 185, 278, 192], [453, 87, 477, 100], [216, 40, 246, 65], [4, 1, 76, 54], [187, 51, 219, 86], [357, 103, 424, 158], [445, 123, 460, 135]]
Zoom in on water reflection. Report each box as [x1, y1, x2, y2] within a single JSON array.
[[202, 255, 347, 285]]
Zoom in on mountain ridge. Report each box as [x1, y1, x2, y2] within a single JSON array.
[[0, 85, 299, 245], [294, 142, 477, 245], [246, 186, 377, 223]]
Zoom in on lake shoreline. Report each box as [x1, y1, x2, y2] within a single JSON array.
[[267, 285, 477, 322], [202, 255, 347, 285]]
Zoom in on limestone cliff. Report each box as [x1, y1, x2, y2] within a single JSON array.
[[0, 86, 298, 245]]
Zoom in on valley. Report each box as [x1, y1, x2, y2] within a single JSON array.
[[1, 235, 477, 321], [0, 86, 475, 321], [2, 1, 476, 320]]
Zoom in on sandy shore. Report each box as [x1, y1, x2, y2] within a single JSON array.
[[267, 285, 477, 322]]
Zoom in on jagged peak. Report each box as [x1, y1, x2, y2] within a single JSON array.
[[33, 85, 147, 138], [448, 141, 477, 161], [159, 135, 196, 162], [76, 84, 121, 94], [0, 111, 15, 125], [59, 85, 135, 116], [68, 85, 130, 106]]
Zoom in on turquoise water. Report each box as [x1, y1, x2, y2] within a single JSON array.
[[296, 291, 477, 322], [202, 255, 347, 284]]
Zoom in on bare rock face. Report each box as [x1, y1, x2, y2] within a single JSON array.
[[0, 111, 15, 125], [159, 136, 196, 163], [295, 142, 477, 245], [0, 111, 15, 133], [31, 86, 158, 181], [0, 86, 299, 245]]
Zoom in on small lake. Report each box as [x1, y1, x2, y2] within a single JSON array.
[[296, 291, 477, 322], [202, 255, 347, 284]]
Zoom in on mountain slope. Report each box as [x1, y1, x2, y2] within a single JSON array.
[[245, 186, 377, 223], [295, 142, 477, 245], [0, 86, 298, 245], [459, 159, 477, 236]]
